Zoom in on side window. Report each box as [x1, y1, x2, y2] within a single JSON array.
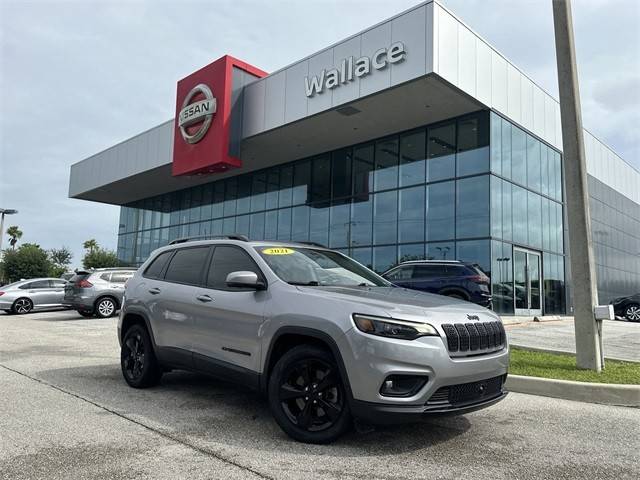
[[51, 280, 67, 288], [23, 280, 50, 289], [144, 251, 173, 279], [100, 273, 112, 282], [386, 266, 413, 280], [111, 272, 134, 283], [164, 247, 210, 285], [19, 282, 34, 290], [413, 265, 446, 278], [207, 246, 262, 290]]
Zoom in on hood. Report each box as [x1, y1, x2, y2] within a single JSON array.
[[296, 285, 500, 325]]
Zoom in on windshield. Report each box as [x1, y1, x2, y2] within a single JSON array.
[[255, 246, 389, 287]]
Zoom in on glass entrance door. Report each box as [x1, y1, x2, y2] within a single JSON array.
[[513, 248, 542, 316]]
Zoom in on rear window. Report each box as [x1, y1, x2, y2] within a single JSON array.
[[144, 251, 174, 279], [69, 273, 90, 284], [164, 247, 209, 285]]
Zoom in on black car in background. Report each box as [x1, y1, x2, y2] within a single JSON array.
[[382, 260, 492, 307], [611, 293, 640, 322]]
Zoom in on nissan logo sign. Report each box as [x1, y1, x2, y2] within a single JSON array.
[[178, 83, 216, 144]]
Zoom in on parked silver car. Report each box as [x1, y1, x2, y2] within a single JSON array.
[[118, 238, 509, 443], [0, 278, 69, 314], [64, 268, 136, 318]]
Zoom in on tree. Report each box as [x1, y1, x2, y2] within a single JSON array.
[[83, 239, 99, 253], [83, 248, 121, 269], [7, 226, 23, 250], [2, 243, 53, 283], [49, 247, 73, 277]]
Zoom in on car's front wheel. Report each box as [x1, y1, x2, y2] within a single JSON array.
[[95, 297, 117, 318], [268, 345, 351, 444], [120, 324, 162, 388], [624, 304, 640, 322]]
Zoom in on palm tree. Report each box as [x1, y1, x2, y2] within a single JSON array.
[[83, 239, 99, 253], [7, 226, 22, 250]]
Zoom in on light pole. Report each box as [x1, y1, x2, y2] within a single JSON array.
[[0, 209, 18, 253]]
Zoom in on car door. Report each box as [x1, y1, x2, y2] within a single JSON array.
[[109, 271, 134, 303], [383, 266, 414, 288], [149, 246, 211, 366], [49, 280, 68, 306], [411, 265, 447, 293], [21, 280, 53, 306], [191, 245, 267, 373]]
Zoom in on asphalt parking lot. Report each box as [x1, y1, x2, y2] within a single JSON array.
[[1, 310, 639, 480]]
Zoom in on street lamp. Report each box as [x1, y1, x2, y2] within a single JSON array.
[[0, 209, 18, 252]]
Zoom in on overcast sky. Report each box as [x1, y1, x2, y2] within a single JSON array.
[[1, 0, 638, 268]]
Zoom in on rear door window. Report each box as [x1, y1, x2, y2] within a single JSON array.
[[164, 247, 210, 285], [412, 265, 447, 278], [206, 246, 263, 290], [144, 251, 174, 279], [21, 280, 50, 289]]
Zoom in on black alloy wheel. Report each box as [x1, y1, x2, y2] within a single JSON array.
[[625, 304, 640, 322], [12, 298, 33, 314], [120, 324, 162, 388], [268, 345, 351, 444]]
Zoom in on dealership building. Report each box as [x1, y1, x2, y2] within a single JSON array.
[[68, 0, 640, 316]]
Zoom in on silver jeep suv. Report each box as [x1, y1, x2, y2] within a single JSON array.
[[118, 237, 509, 443]]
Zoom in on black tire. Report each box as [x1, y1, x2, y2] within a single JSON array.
[[268, 345, 351, 444], [624, 303, 640, 322], [12, 298, 33, 314], [3, 309, 13, 314], [120, 324, 162, 388], [77, 310, 94, 318], [95, 297, 117, 318]]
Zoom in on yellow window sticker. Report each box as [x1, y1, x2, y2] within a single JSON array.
[[262, 247, 295, 255]]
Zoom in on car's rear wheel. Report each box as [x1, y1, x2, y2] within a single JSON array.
[[624, 304, 640, 322], [95, 297, 117, 318], [120, 324, 162, 388], [77, 310, 94, 318], [12, 298, 33, 315], [268, 345, 351, 444]]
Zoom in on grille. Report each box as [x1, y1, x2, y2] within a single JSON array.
[[427, 376, 504, 407], [441, 321, 506, 355]]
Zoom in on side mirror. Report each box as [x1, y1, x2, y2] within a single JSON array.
[[226, 271, 266, 290]]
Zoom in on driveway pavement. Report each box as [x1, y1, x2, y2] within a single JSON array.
[[506, 319, 640, 362], [1, 310, 639, 480]]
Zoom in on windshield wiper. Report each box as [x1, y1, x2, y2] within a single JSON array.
[[288, 281, 320, 286]]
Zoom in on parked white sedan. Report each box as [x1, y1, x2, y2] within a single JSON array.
[[0, 278, 69, 314]]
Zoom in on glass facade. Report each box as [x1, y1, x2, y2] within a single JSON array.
[[116, 109, 569, 315]]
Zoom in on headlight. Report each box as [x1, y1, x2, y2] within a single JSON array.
[[352, 314, 439, 340]]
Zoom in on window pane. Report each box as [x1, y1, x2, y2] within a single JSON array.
[[373, 245, 397, 273], [223, 178, 237, 217], [207, 246, 262, 290], [512, 185, 528, 245], [501, 119, 512, 180], [279, 166, 293, 207], [292, 205, 310, 242], [502, 179, 512, 241], [492, 241, 514, 314], [329, 201, 350, 248], [250, 212, 265, 240], [528, 192, 542, 248], [350, 195, 373, 247], [511, 126, 526, 184], [201, 185, 213, 221], [456, 239, 490, 274], [331, 149, 352, 198], [350, 247, 372, 270], [456, 113, 489, 176], [399, 130, 426, 187], [540, 145, 549, 197], [236, 214, 250, 237], [491, 175, 502, 239], [222, 217, 236, 235], [277, 208, 292, 241], [265, 168, 280, 210], [311, 155, 331, 203], [164, 247, 209, 285], [425, 241, 455, 260], [427, 122, 456, 182], [293, 160, 311, 205], [353, 144, 374, 198], [189, 186, 202, 223], [490, 112, 502, 175], [212, 182, 224, 219], [456, 175, 489, 239], [264, 211, 278, 240], [309, 204, 330, 246], [398, 185, 425, 243], [426, 181, 455, 241], [373, 190, 397, 245], [251, 172, 267, 212], [398, 243, 425, 263], [374, 136, 399, 191], [237, 176, 251, 215], [526, 135, 541, 193]]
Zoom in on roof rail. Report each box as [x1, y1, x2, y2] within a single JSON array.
[[169, 234, 249, 245], [293, 241, 327, 248]]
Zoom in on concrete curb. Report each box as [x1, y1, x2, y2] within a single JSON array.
[[510, 343, 639, 364], [505, 374, 640, 407]]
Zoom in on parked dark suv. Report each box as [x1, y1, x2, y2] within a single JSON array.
[[382, 260, 492, 307]]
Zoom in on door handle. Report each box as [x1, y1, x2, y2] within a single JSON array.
[[148, 288, 161, 295], [196, 294, 213, 303]]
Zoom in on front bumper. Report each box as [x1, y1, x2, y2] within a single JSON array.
[[339, 326, 509, 414]]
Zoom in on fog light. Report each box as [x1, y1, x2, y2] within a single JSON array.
[[379, 375, 428, 397]]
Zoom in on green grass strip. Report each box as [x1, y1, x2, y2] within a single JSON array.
[[509, 347, 640, 385]]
